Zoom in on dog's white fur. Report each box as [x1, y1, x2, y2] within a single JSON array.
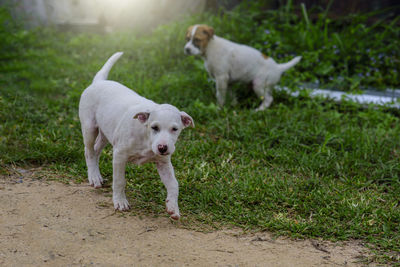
[[184, 24, 301, 110], [79, 52, 194, 220]]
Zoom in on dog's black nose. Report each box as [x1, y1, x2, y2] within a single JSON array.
[[185, 48, 191, 54], [158, 144, 168, 154]]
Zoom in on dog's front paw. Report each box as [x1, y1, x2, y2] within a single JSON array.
[[113, 198, 130, 211], [88, 172, 103, 189], [166, 199, 180, 220]]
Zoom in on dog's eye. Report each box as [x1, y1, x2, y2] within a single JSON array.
[[172, 127, 178, 132], [193, 38, 200, 44], [185, 36, 190, 41], [151, 126, 159, 132]]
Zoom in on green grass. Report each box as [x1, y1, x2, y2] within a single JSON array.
[[1, 3, 399, 264]]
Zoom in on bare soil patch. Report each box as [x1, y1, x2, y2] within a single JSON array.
[[0, 168, 370, 266]]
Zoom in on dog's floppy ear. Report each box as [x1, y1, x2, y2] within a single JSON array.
[[133, 112, 150, 124], [202, 25, 214, 39], [180, 111, 194, 128]]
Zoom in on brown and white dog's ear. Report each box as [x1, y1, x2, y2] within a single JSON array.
[[180, 111, 194, 128], [133, 112, 150, 124], [201, 25, 214, 40]]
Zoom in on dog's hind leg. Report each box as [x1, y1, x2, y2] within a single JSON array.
[[94, 130, 108, 158], [90, 130, 108, 186], [253, 79, 273, 111], [82, 122, 104, 188]]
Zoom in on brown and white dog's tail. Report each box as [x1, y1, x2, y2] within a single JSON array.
[[93, 52, 124, 83], [278, 56, 302, 73]]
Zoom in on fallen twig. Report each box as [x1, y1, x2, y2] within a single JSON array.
[[209, 249, 234, 254], [138, 226, 157, 235], [311, 240, 330, 254], [101, 211, 116, 219]]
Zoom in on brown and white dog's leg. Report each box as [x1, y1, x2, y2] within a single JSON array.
[[256, 95, 273, 111], [253, 80, 273, 111], [215, 75, 229, 107]]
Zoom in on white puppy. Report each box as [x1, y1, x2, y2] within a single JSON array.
[[184, 24, 301, 110], [79, 52, 194, 220]]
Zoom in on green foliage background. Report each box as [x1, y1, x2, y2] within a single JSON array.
[[0, 2, 399, 263]]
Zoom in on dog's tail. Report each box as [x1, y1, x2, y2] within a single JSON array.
[[278, 56, 301, 73], [92, 52, 124, 83]]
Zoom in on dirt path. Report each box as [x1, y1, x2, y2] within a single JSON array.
[[0, 168, 369, 266]]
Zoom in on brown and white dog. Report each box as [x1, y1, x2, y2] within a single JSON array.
[[184, 24, 301, 110]]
